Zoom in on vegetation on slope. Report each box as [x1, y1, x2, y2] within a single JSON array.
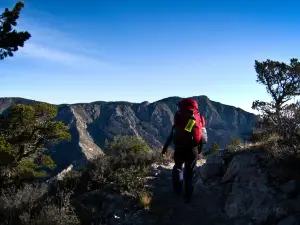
[[0, 102, 71, 187], [0, 135, 163, 225], [252, 58, 300, 156], [1, 1, 300, 225]]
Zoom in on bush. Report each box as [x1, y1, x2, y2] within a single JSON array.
[[226, 137, 242, 150], [0, 183, 79, 225], [211, 142, 220, 153], [250, 130, 271, 143], [86, 150, 157, 194], [0, 148, 160, 225], [104, 135, 152, 155], [203, 142, 220, 156], [0, 134, 162, 225]]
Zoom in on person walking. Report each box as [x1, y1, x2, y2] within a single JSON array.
[[162, 98, 207, 203]]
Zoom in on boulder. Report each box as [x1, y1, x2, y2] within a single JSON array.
[[277, 215, 300, 225], [223, 153, 278, 224], [200, 153, 225, 181], [280, 180, 298, 196], [277, 199, 300, 215], [222, 153, 257, 183]]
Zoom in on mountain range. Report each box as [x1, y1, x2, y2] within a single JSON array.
[[0, 96, 257, 175]]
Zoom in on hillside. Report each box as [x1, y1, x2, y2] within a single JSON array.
[[127, 149, 300, 225], [0, 95, 256, 174]]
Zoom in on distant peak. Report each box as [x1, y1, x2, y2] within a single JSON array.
[[141, 101, 150, 105]]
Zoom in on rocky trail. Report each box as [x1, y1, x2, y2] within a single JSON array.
[[125, 151, 300, 225], [127, 160, 231, 225]]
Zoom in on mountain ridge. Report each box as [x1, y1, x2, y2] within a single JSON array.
[[0, 95, 257, 175], [0, 95, 255, 114]]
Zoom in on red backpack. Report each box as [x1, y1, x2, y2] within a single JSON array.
[[172, 98, 204, 147]]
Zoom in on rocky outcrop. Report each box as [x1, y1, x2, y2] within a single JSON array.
[[199, 150, 300, 224], [70, 106, 104, 160], [0, 96, 256, 175], [131, 149, 300, 225], [200, 152, 225, 180]]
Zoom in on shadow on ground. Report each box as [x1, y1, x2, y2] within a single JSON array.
[[127, 164, 231, 225]]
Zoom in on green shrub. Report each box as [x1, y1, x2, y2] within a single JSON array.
[[0, 103, 71, 186], [104, 135, 152, 154], [52, 149, 160, 224], [0, 149, 160, 225], [226, 136, 242, 150], [86, 150, 156, 194], [211, 142, 220, 153], [203, 142, 220, 156]]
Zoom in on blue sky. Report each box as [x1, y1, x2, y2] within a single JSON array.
[[1, 0, 300, 113]]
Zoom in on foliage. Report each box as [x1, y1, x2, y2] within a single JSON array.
[[0, 103, 71, 184], [104, 135, 152, 155], [210, 142, 220, 153], [252, 58, 300, 113], [250, 130, 269, 143], [203, 142, 221, 156], [226, 137, 242, 150], [0, 1, 31, 60], [0, 140, 161, 225], [252, 58, 300, 155], [0, 135, 14, 166], [0, 183, 79, 225]]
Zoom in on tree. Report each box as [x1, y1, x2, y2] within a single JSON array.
[[0, 1, 31, 60], [252, 58, 300, 114], [0, 103, 71, 184], [252, 58, 300, 154]]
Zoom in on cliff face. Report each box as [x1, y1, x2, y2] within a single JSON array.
[[0, 96, 256, 173]]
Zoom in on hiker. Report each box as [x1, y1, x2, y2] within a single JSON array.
[[161, 98, 207, 202]]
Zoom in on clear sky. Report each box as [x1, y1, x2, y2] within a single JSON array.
[[1, 0, 300, 113]]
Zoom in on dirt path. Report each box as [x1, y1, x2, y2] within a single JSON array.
[[126, 161, 231, 225]]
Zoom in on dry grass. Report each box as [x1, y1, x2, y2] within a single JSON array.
[[139, 192, 152, 209], [229, 133, 282, 152]]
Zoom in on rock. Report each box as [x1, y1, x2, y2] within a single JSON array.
[[280, 180, 298, 196], [222, 153, 257, 183], [200, 154, 224, 180], [237, 145, 244, 149], [231, 218, 254, 225], [225, 176, 276, 224], [278, 199, 300, 215], [224, 153, 278, 224], [274, 204, 289, 219], [277, 215, 300, 225]]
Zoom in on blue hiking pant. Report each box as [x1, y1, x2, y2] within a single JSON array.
[[172, 146, 198, 199]]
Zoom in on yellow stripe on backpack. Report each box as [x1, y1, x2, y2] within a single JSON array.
[[184, 119, 196, 132]]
